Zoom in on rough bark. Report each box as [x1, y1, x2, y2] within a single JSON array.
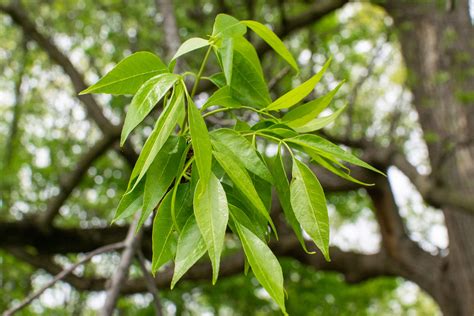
[[384, 1, 474, 315]]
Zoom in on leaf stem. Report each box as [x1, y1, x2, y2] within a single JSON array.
[[191, 45, 213, 98], [171, 156, 195, 233]]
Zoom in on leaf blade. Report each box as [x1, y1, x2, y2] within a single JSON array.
[[171, 37, 209, 61]]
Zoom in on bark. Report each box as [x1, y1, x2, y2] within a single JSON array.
[[384, 1, 474, 315]]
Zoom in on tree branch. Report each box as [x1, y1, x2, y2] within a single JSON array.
[[3, 242, 124, 316]]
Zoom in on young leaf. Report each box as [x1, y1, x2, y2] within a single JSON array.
[[267, 152, 310, 253], [295, 104, 347, 133], [208, 72, 226, 88], [210, 128, 273, 183], [212, 14, 247, 39], [290, 158, 330, 261], [128, 84, 185, 192], [152, 184, 193, 273], [112, 181, 144, 222], [242, 20, 298, 72], [139, 136, 185, 232], [79, 51, 168, 95], [202, 86, 240, 110], [171, 216, 207, 288], [121, 73, 180, 145], [188, 96, 212, 183], [212, 147, 276, 233], [286, 134, 385, 175], [171, 37, 209, 62], [230, 37, 271, 108], [234, 221, 287, 315], [266, 57, 332, 111], [194, 173, 229, 284], [283, 80, 344, 128]]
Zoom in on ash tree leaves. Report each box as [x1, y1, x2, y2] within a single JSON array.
[[79, 51, 169, 95], [82, 13, 384, 315]]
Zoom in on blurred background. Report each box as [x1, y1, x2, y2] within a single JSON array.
[[1, 0, 473, 315]]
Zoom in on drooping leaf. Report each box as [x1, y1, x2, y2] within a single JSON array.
[[267, 57, 332, 111], [139, 136, 185, 231], [121, 73, 180, 145], [128, 83, 185, 192], [310, 153, 373, 186], [212, 14, 247, 39], [194, 173, 229, 284], [212, 146, 276, 233], [283, 80, 344, 128], [286, 134, 384, 175], [233, 220, 287, 315], [295, 104, 347, 133], [210, 128, 272, 183], [242, 20, 298, 72], [188, 96, 212, 184], [290, 158, 330, 261], [80, 51, 168, 95], [171, 37, 209, 61], [171, 216, 207, 288], [230, 37, 271, 108], [228, 204, 266, 241], [152, 184, 193, 274], [267, 152, 309, 252], [202, 86, 240, 110]]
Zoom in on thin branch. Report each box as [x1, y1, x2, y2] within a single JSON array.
[[101, 215, 142, 316], [137, 250, 163, 316], [3, 242, 124, 316], [37, 135, 118, 228]]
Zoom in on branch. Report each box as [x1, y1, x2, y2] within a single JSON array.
[[101, 216, 141, 316], [155, 0, 180, 61], [0, 3, 138, 166], [137, 250, 163, 316], [3, 242, 124, 316], [37, 135, 118, 228], [255, 0, 348, 56]]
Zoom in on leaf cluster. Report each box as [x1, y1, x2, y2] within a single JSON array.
[[81, 14, 382, 314]]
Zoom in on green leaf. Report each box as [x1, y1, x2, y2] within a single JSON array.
[[79, 51, 168, 95], [310, 153, 373, 186], [188, 96, 212, 184], [202, 86, 240, 111], [121, 73, 180, 146], [171, 37, 209, 61], [242, 20, 298, 72], [128, 83, 185, 192], [267, 152, 310, 253], [219, 37, 234, 84], [290, 158, 330, 261], [212, 146, 276, 234], [171, 216, 207, 288], [138, 136, 185, 232], [210, 128, 272, 183], [207, 72, 226, 88], [295, 104, 347, 133], [152, 184, 193, 273], [194, 173, 229, 284], [228, 204, 266, 241], [283, 80, 344, 128], [113, 181, 144, 222], [234, 221, 287, 315], [286, 134, 385, 175], [212, 14, 247, 38], [230, 37, 271, 108], [266, 57, 332, 111]]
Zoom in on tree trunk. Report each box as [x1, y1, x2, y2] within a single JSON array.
[[386, 1, 474, 315]]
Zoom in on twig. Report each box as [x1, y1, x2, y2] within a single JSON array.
[[137, 250, 163, 316], [3, 242, 125, 316], [100, 215, 142, 316]]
